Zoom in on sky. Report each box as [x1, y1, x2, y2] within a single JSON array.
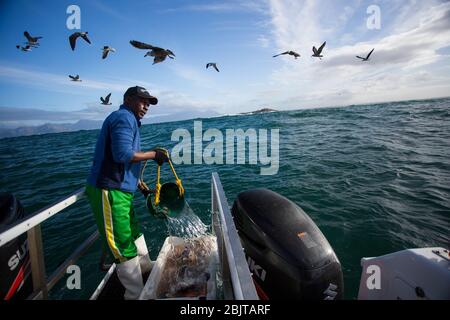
[[0, 0, 449, 128]]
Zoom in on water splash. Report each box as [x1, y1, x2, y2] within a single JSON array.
[[155, 203, 217, 298], [165, 202, 210, 238]]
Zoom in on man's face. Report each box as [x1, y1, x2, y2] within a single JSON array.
[[126, 96, 150, 119]]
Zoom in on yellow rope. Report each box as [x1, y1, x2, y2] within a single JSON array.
[[168, 159, 185, 196], [154, 165, 161, 206], [138, 160, 150, 193], [139, 149, 185, 207]]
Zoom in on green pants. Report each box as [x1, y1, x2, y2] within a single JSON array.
[[85, 184, 141, 263]]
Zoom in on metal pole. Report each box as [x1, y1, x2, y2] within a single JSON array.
[[27, 225, 48, 299], [211, 173, 259, 300], [46, 231, 99, 291]]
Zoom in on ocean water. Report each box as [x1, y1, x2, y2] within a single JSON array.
[[0, 97, 449, 299]]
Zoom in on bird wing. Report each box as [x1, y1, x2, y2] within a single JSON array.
[[69, 75, 75, 80], [100, 97, 105, 103], [153, 56, 166, 64], [312, 46, 318, 55], [105, 93, 111, 102], [206, 63, 211, 69], [69, 33, 78, 50], [102, 49, 108, 59], [214, 64, 220, 72], [317, 41, 326, 54], [273, 51, 288, 57], [356, 56, 364, 60], [81, 33, 91, 44], [130, 40, 156, 50], [366, 48, 374, 59], [24, 31, 33, 42]]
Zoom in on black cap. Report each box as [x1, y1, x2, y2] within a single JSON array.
[[124, 86, 158, 105]]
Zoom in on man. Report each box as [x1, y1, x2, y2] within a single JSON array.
[[85, 86, 169, 300]]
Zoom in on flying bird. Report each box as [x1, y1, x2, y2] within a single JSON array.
[[23, 31, 42, 46], [16, 45, 32, 52], [130, 40, 175, 64], [69, 74, 82, 82], [273, 51, 301, 59], [312, 41, 326, 59], [356, 48, 375, 61], [102, 46, 116, 59], [100, 93, 112, 105], [206, 63, 220, 72], [69, 32, 91, 51]]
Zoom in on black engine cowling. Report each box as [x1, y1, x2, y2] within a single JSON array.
[[0, 193, 32, 300], [231, 188, 344, 300]]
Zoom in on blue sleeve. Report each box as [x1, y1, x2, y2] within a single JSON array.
[[110, 116, 135, 163]]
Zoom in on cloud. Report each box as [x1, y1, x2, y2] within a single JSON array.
[[257, 35, 270, 48], [262, 0, 450, 109], [322, 4, 450, 68], [164, 1, 270, 15], [166, 63, 214, 89], [0, 63, 224, 112], [0, 65, 127, 93], [90, 0, 130, 23]]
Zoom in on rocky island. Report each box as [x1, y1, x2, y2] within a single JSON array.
[[240, 108, 277, 115]]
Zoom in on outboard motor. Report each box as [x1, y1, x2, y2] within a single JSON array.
[[0, 193, 32, 300], [231, 188, 344, 300]]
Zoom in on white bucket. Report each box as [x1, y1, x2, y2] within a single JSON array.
[[139, 235, 218, 300]]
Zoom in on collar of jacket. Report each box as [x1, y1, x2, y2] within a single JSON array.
[[120, 104, 141, 127]]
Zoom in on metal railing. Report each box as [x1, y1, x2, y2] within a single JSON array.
[[211, 172, 259, 300], [0, 188, 99, 300], [0, 173, 258, 300]]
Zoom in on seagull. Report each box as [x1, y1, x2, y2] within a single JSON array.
[[130, 40, 175, 64], [100, 93, 112, 105], [16, 45, 32, 52], [273, 51, 301, 59], [102, 46, 116, 59], [69, 74, 82, 82], [23, 31, 42, 46], [356, 48, 375, 61], [312, 41, 326, 59], [69, 32, 91, 51], [206, 63, 220, 72]]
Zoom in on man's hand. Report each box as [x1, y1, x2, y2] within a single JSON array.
[[153, 148, 169, 166]]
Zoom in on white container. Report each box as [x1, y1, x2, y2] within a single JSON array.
[[139, 235, 219, 300]]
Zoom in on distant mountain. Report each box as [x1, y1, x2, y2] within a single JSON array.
[[0, 110, 221, 139], [0, 120, 103, 138]]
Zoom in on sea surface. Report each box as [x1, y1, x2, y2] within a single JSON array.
[[1, 97, 449, 299]]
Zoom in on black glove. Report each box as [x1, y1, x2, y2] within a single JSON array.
[[153, 148, 169, 166]]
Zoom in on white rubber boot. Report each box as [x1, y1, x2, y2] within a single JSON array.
[[116, 256, 144, 300], [134, 235, 154, 274]]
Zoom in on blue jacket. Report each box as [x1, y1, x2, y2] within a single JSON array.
[[87, 105, 142, 193]]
